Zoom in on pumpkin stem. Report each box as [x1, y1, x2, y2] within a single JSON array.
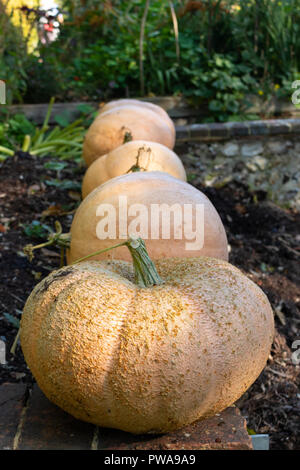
[[23, 221, 71, 262], [72, 237, 164, 288], [123, 131, 133, 143], [126, 237, 164, 287], [126, 146, 150, 174]]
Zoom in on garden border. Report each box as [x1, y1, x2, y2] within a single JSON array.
[[4, 97, 300, 144], [176, 118, 300, 143]]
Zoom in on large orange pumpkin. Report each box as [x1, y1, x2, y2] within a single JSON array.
[[20, 238, 274, 434], [83, 105, 175, 167], [82, 140, 187, 198], [68, 172, 228, 264], [99, 98, 175, 137]]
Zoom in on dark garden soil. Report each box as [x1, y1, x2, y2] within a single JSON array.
[[0, 149, 299, 450]]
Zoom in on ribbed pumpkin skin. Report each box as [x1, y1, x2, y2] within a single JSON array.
[[82, 140, 187, 198], [82, 106, 175, 167], [68, 172, 229, 264], [99, 99, 175, 136], [20, 257, 274, 434]]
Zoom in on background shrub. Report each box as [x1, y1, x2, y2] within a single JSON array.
[[1, 0, 299, 120]]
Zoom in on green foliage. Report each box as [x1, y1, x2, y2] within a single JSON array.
[[3, 312, 20, 328], [22, 220, 52, 239], [0, 99, 94, 161], [0, 2, 30, 104], [44, 178, 82, 190], [228, 0, 300, 98], [0, 111, 35, 147], [43, 161, 68, 171], [1, 0, 300, 120]]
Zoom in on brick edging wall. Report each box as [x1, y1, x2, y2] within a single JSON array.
[[176, 118, 300, 142]]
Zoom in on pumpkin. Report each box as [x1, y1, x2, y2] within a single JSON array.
[[68, 171, 228, 264], [20, 238, 274, 434], [81, 140, 187, 199], [82, 105, 175, 167], [98, 99, 175, 137]]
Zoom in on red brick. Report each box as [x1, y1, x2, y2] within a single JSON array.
[[13, 384, 253, 450], [17, 385, 95, 450], [97, 406, 253, 450], [0, 383, 27, 450]]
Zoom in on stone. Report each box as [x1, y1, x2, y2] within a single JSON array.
[[251, 156, 268, 171], [293, 142, 300, 153], [281, 180, 299, 192], [207, 123, 229, 138], [225, 122, 250, 137], [189, 124, 210, 139], [222, 143, 239, 157], [175, 125, 190, 142], [209, 143, 221, 155], [284, 119, 300, 133], [245, 162, 257, 172], [241, 142, 264, 157], [268, 119, 292, 135], [267, 141, 287, 154], [248, 121, 269, 136]]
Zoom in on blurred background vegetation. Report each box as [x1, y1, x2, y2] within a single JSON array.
[[0, 0, 300, 121]]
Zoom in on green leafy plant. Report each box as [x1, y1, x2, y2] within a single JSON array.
[[0, 110, 35, 151], [45, 178, 82, 191], [2, 0, 300, 120], [0, 2, 30, 104], [3, 312, 20, 328], [0, 98, 94, 161], [43, 161, 68, 172], [22, 220, 53, 240]]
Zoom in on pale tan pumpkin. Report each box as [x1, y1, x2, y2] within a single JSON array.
[[99, 99, 175, 136], [68, 172, 228, 264], [83, 105, 175, 167], [82, 140, 187, 199], [20, 244, 274, 434]]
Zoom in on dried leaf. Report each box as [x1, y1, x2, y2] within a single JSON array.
[[41, 204, 64, 218], [68, 191, 81, 201]]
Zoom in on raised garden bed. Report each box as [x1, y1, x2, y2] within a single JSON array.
[[7, 96, 300, 126], [0, 135, 299, 450]]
